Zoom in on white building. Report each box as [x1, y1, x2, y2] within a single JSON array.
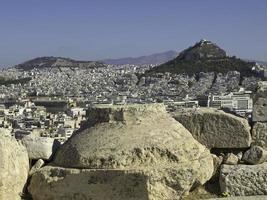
[[208, 88, 253, 118]]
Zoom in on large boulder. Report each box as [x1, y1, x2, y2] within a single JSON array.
[[29, 103, 214, 200], [173, 108, 251, 149], [0, 134, 29, 200], [29, 166, 186, 200], [21, 135, 61, 160], [220, 163, 267, 196], [252, 122, 267, 149]]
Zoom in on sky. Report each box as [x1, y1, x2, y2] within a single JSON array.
[[0, 0, 267, 67]]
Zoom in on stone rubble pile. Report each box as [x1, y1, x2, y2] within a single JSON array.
[[173, 104, 267, 198], [28, 103, 214, 200], [1, 102, 267, 199]]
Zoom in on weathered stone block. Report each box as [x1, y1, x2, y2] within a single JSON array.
[[220, 163, 267, 196], [173, 108, 251, 149], [22, 136, 60, 160]]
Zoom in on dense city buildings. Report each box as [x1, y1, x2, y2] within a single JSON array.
[[0, 59, 259, 143]]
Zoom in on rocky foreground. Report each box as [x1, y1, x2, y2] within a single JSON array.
[[1, 104, 267, 199]]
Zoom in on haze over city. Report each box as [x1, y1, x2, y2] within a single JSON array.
[[1, 0, 267, 67]]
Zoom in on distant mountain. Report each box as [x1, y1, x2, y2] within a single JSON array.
[[15, 57, 106, 71], [147, 39, 255, 76], [102, 50, 178, 65]]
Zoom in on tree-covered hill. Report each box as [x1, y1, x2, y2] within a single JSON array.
[[147, 40, 255, 77]]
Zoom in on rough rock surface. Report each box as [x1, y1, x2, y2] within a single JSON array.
[[21, 135, 60, 160], [223, 153, 239, 165], [29, 159, 45, 176], [253, 98, 267, 122], [211, 154, 223, 180], [0, 128, 11, 136], [220, 163, 267, 196], [0, 134, 29, 200], [208, 196, 267, 200], [252, 122, 267, 149], [29, 104, 213, 200], [173, 108, 251, 149], [242, 146, 267, 164]]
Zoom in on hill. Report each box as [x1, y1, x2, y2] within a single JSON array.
[[15, 57, 106, 71], [147, 40, 255, 76], [102, 50, 178, 65]]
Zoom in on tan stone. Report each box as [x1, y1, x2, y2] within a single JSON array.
[[21, 135, 61, 160], [173, 108, 251, 149], [29, 159, 45, 176], [30, 165, 214, 200], [220, 163, 267, 196], [29, 103, 214, 200], [223, 153, 239, 165], [0, 134, 29, 200]]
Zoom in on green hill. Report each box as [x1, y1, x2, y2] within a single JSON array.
[[147, 40, 255, 77]]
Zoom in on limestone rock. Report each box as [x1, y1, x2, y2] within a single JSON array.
[[29, 103, 214, 200], [223, 153, 239, 165], [173, 108, 251, 149], [0, 128, 11, 136], [0, 134, 29, 200], [242, 145, 267, 164], [252, 122, 267, 149], [21, 135, 61, 160], [29, 159, 45, 176], [220, 163, 267, 196], [211, 154, 223, 180], [30, 165, 215, 200]]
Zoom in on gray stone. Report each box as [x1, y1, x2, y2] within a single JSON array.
[[21, 135, 61, 160], [220, 163, 267, 196], [29, 103, 214, 200], [242, 146, 267, 164], [253, 98, 267, 122], [252, 122, 267, 149], [223, 153, 239, 165], [211, 154, 223, 179], [0, 134, 29, 200], [173, 108, 252, 149]]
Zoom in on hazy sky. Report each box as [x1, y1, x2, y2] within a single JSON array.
[[0, 0, 267, 66]]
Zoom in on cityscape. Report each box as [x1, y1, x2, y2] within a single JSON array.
[[1, 1, 267, 200]]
